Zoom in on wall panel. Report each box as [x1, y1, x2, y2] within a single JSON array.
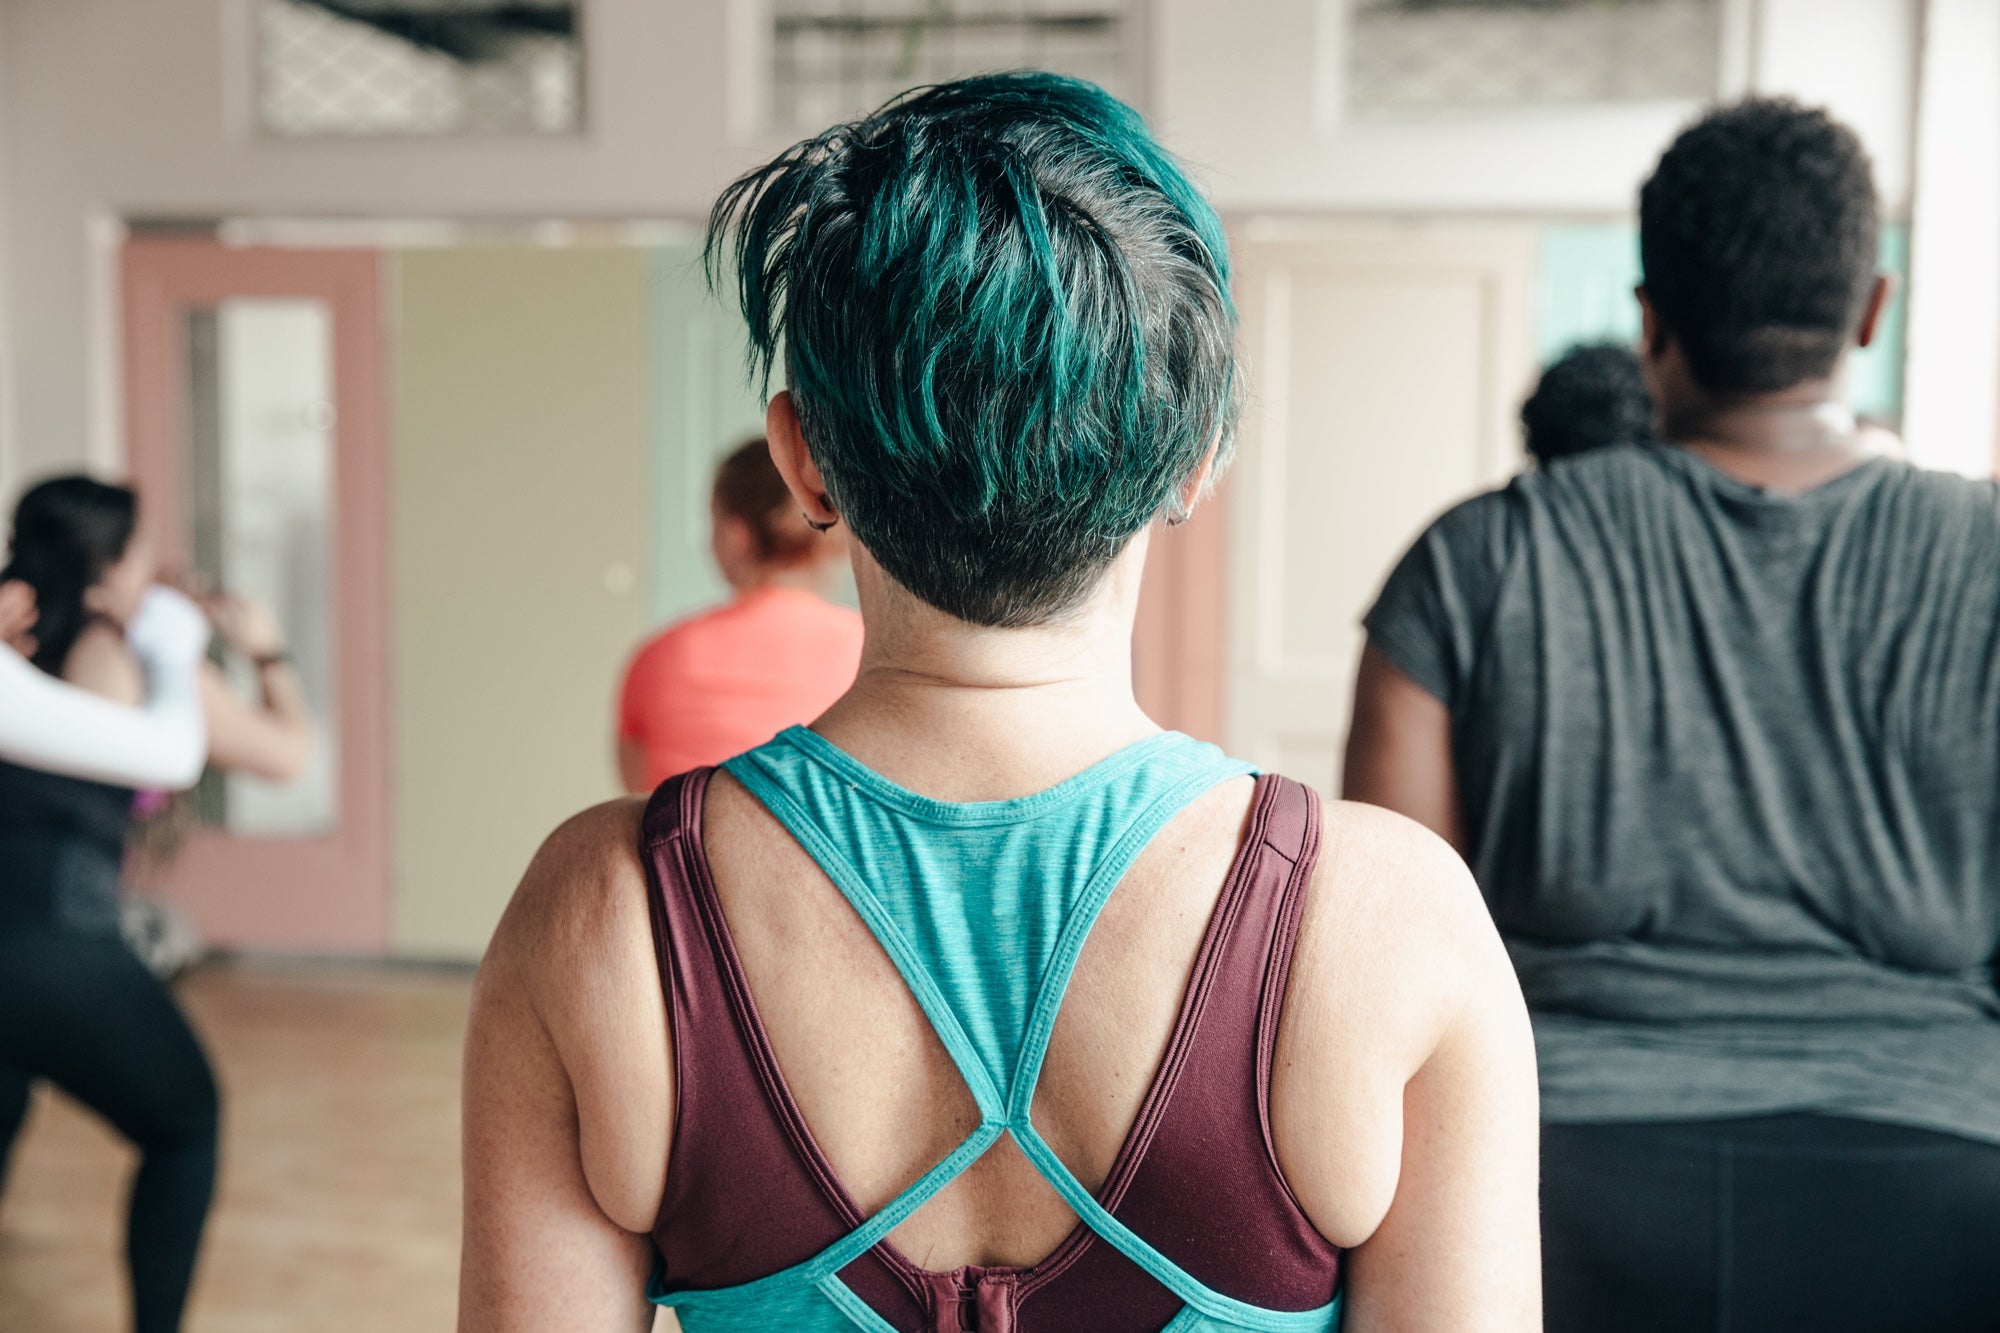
[[391, 246, 649, 958]]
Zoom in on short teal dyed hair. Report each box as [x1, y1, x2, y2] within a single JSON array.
[[706, 72, 1238, 627]]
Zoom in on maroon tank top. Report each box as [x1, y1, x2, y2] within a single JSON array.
[[642, 768, 1342, 1332]]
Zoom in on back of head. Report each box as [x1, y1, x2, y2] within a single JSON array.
[[712, 437, 820, 569], [1640, 97, 1880, 394], [2, 474, 138, 675], [1521, 342, 1656, 465], [707, 72, 1238, 627]]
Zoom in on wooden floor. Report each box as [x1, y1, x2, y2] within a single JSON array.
[[0, 961, 475, 1332]]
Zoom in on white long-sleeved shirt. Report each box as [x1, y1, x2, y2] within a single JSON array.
[[0, 588, 209, 788]]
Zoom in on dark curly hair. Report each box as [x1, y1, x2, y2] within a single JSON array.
[[711, 437, 818, 568], [1521, 343, 1656, 465], [1640, 97, 1880, 394]]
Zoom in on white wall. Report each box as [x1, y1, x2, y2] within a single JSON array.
[[1902, 0, 2000, 477], [0, 0, 760, 484], [1154, 0, 1916, 216], [1754, 0, 1917, 204], [1154, 0, 1706, 215], [0, 0, 1928, 482], [0, 13, 13, 502]]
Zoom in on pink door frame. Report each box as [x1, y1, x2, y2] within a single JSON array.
[[121, 237, 393, 954], [1133, 489, 1227, 744]]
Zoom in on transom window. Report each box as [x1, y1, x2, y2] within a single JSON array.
[[1346, 0, 1722, 116], [771, 0, 1137, 133], [256, 0, 583, 138]]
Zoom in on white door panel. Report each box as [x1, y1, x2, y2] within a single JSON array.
[[1227, 222, 1537, 791]]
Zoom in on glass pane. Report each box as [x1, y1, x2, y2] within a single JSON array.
[[1347, 0, 1721, 117], [772, 0, 1134, 133], [184, 300, 340, 836]]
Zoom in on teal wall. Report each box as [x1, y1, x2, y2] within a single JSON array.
[[1535, 222, 1910, 422], [645, 245, 771, 626]]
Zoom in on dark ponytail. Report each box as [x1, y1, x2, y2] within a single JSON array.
[[2, 475, 138, 675], [712, 438, 818, 568]]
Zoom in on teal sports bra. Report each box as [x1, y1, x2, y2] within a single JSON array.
[[641, 726, 1345, 1331]]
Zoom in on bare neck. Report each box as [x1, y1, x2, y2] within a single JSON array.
[[730, 562, 831, 597], [1660, 374, 1875, 493], [810, 537, 1158, 802]]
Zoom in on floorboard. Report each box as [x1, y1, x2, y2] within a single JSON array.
[[1, 961, 471, 1331]]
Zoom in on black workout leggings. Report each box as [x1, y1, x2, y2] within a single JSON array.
[[1543, 1114, 2000, 1333], [0, 927, 218, 1333]]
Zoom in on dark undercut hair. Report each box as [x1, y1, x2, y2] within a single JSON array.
[[1640, 97, 1880, 394], [706, 72, 1238, 628]]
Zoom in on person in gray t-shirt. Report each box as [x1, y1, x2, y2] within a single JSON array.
[[1350, 99, 2000, 1333]]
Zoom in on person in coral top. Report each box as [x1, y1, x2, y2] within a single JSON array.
[[615, 438, 862, 792]]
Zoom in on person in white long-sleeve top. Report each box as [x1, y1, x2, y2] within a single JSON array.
[[0, 475, 313, 1333], [0, 579, 210, 787]]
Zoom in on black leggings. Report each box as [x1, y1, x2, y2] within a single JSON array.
[[1544, 1114, 2000, 1333], [0, 927, 218, 1333]]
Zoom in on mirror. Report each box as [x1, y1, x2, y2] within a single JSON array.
[[184, 299, 339, 836]]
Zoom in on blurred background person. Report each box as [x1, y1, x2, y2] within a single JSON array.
[[0, 475, 313, 1333], [1346, 99, 2000, 1333], [614, 437, 861, 793], [0, 576, 211, 789], [1520, 341, 1656, 466]]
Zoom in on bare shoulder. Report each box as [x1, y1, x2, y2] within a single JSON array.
[[1320, 796, 1475, 890], [473, 796, 672, 1234], [1305, 796, 1501, 997], [1297, 796, 1522, 1074], [1269, 796, 1527, 1246], [1293, 800, 1541, 1327], [477, 796, 660, 1082], [477, 796, 656, 1051], [64, 620, 143, 704], [485, 798, 652, 977]]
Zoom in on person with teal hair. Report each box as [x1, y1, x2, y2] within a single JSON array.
[[460, 73, 1538, 1333]]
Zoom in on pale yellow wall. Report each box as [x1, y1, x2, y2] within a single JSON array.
[[391, 247, 650, 959]]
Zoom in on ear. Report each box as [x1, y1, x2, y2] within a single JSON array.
[[1855, 273, 1894, 349], [1173, 440, 1221, 521], [765, 391, 838, 527], [1635, 285, 1669, 359]]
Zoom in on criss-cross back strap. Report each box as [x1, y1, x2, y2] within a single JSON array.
[[1000, 779, 1337, 1330], [723, 727, 1253, 1112], [668, 732, 1343, 1332]]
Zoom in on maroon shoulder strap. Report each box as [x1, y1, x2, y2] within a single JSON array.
[[1047, 772, 1341, 1314], [640, 769, 1341, 1330], [640, 769, 923, 1322]]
